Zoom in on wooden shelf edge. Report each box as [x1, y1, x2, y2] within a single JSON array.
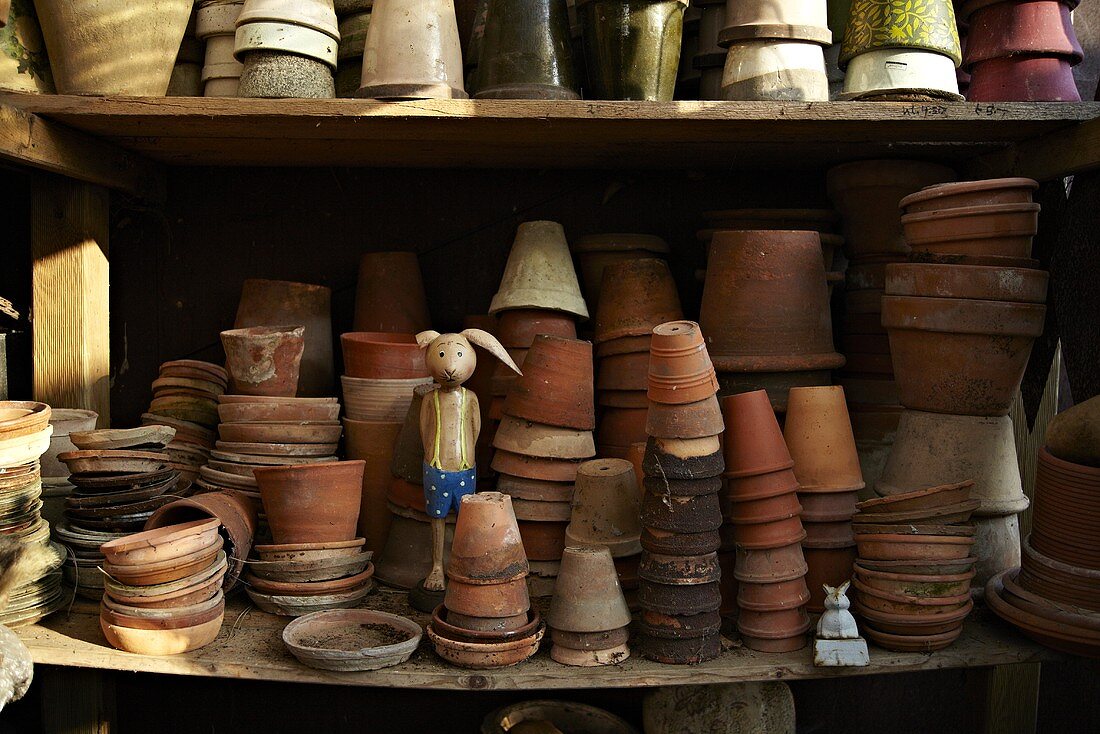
[[967, 116, 1100, 181]]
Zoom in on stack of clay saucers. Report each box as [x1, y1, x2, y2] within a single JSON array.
[[0, 401, 66, 627], [99, 519, 226, 655], [427, 493, 544, 669], [246, 461, 374, 616], [143, 359, 228, 479], [852, 481, 979, 652]]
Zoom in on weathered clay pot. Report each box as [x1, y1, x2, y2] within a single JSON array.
[[636, 625, 721, 663], [594, 259, 683, 344], [516, 518, 569, 561], [344, 418, 401, 553], [444, 576, 531, 618], [884, 263, 1048, 304], [577, 0, 689, 101], [352, 252, 431, 334], [254, 461, 364, 544], [340, 332, 430, 380], [494, 415, 596, 460], [963, 0, 1081, 68], [357, 0, 467, 99], [475, 0, 578, 99], [900, 177, 1038, 214], [448, 492, 529, 584], [839, 47, 960, 100], [647, 321, 718, 403], [720, 390, 794, 478], [725, 467, 801, 505], [643, 436, 725, 480], [967, 55, 1080, 102], [881, 295, 1045, 416], [826, 160, 956, 259], [503, 336, 594, 431], [900, 204, 1041, 259], [221, 326, 305, 397], [798, 489, 860, 523], [840, 0, 961, 67], [35, 0, 193, 95], [639, 551, 721, 585], [985, 571, 1100, 659], [646, 395, 725, 440], [573, 234, 670, 312], [642, 527, 721, 556], [235, 46, 336, 98], [234, 279, 334, 397], [493, 449, 583, 483], [637, 580, 721, 616], [496, 309, 577, 348], [718, 0, 830, 46], [549, 545, 632, 632], [726, 489, 802, 525], [596, 352, 649, 392], [565, 459, 642, 557], [490, 221, 588, 319], [783, 386, 865, 492], [737, 576, 811, 612], [737, 606, 810, 652], [732, 513, 807, 550], [720, 39, 828, 101], [701, 231, 843, 372], [642, 488, 723, 534], [855, 529, 976, 561]]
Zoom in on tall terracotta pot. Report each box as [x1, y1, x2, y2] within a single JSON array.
[[352, 252, 432, 334], [578, 0, 689, 100], [36, 0, 194, 95], [475, 0, 578, 99], [344, 418, 402, 554]]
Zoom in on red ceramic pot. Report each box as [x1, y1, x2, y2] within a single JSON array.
[[496, 309, 578, 349], [352, 252, 431, 334], [719, 390, 794, 478], [900, 177, 1039, 215], [734, 541, 810, 583], [340, 332, 431, 379], [884, 263, 1048, 304], [572, 234, 670, 313], [701, 231, 843, 372], [737, 607, 811, 652], [968, 55, 1081, 102], [881, 295, 1046, 416], [963, 0, 1082, 68], [803, 545, 857, 613], [504, 336, 595, 431], [594, 259, 683, 344], [901, 203, 1041, 259], [254, 461, 364, 544], [492, 450, 583, 482]]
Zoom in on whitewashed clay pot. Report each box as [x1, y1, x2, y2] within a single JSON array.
[[490, 221, 588, 319], [237, 0, 340, 39], [0, 0, 54, 93], [35, 0, 194, 95], [721, 40, 828, 101], [970, 513, 1021, 593], [719, 0, 831, 46], [197, 0, 244, 96], [841, 48, 960, 100], [356, 0, 467, 100], [234, 22, 339, 68]]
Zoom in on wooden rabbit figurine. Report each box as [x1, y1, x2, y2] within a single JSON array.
[[409, 328, 520, 611], [814, 580, 869, 666]]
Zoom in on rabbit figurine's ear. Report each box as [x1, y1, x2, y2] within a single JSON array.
[[838, 580, 851, 595], [822, 584, 835, 597], [416, 330, 442, 349], [461, 329, 522, 375]]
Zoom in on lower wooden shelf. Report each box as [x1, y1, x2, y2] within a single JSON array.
[[17, 588, 1056, 691]]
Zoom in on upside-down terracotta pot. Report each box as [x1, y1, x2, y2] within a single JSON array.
[[720, 390, 794, 478], [572, 234, 670, 312], [352, 252, 431, 333], [503, 335, 594, 430], [254, 461, 364, 544], [737, 606, 810, 652], [736, 576, 812, 612], [340, 333, 432, 380], [642, 488, 723, 534], [474, 0, 578, 99], [597, 352, 649, 392], [597, 407, 648, 449], [646, 321, 719, 405], [725, 486, 802, 524], [967, 56, 1080, 102], [881, 295, 1046, 416], [700, 230, 843, 372], [646, 395, 725, 440], [565, 459, 642, 557], [783, 386, 865, 492], [357, 0, 467, 99], [493, 415, 596, 460], [884, 262, 1048, 303], [900, 204, 1041, 259], [344, 418, 402, 554], [594, 259, 683, 344], [448, 492, 529, 584], [492, 450, 583, 483], [725, 467, 801, 504], [220, 326, 305, 397], [643, 436, 725, 481], [549, 545, 633, 632], [234, 279, 334, 397], [702, 208, 838, 233], [962, 0, 1082, 68], [798, 490, 860, 522], [900, 177, 1039, 214], [518, 519, 569, 561], [444, 576, 531, 618], [717, 0, 830, 46], [490, 221, 588, 319], [496, 309, 577, 348]]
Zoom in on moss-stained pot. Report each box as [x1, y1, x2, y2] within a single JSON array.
[[475, 0, 578, 99], [840, 0, 960, 68], [578, 0, 689, 100]]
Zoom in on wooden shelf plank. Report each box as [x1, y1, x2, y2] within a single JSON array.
[[968, 116, 1100, 181], [18, 593, 1057, 691], [2, 94, 1097, 171]]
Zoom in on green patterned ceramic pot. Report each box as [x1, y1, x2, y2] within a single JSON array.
[[475, 0, 578, 99], [578, 0, 689, 100], [840, 0, 961, 68]]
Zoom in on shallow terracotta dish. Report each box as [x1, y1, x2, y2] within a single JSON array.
[[855, 566, 975, 598], [100, 612, 223, 654], [432, 606, 541, 643], [855, 556, 978, 576], [863, 623, 963, 652], [855, 523, 976, 538], [100, 596, 225, 631], [70, 426, 176, 451], [282, 608, 423, 671], [853, 578, 972, 616], [900, 178, 1038, 214], [246, 583, 374, 617], [853, 500, 981, 526], [426, 621, 544, 669], [198, 465, 257, 490], [59, 450, 171, 476], [856, 480, 975, 513], [854, 598, 973, 636], [253, 538, 366, 563], [248, 551, 372, 583], [215, 441, 338, 457], [218, 422, 343, 445], [217, 401, 341, 423], [103, 542, 223, 587], [855, 532, 976, 561], [103, 552, 228, 604], [244, 564, 374, 596], [100, 518, 221, 566], [0, 402, 51, 439]]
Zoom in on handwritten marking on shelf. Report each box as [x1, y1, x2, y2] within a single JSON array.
[[973, 103, 1013, 117], [902, 104, 949, 117]]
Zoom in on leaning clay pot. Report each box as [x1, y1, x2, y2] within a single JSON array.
[[721, 39, 828, 101], [221, 326, 306, 397], [254, 461, 365, 544], [573, 234, 670, 313], [647, 321, 718, 399], [900, 177, 1038, 214], [881, 295, 1045, 416], [448, 492, 529, 584], [963, 0, 1081, 68], [491, 221, 588, 319], [357, 0, 467, 99], [967, 55, 1080, 102], [504, 335, 595, 431], [884, 262, 1048, 304], [352, 252, 431, 334], [783, 386, 865, 492], [594, 259, 683, 344], [577, 0, 689, 101], [718, 0, 830, 46], [565, 459, 642, 557], [720, 390, 794, 478], [549, 545, 632, 632], [341, 332, 432, 380], [475, 0, 578, 99], [35, 0, 194, 95]]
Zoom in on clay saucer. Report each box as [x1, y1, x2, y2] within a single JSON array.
[[64, 494, 175, 520], [244, 565, 374, 596], [432, 606, 541, 643], [857, 481, 975, 513], [141, 414, 217, 445], [854, 556, 978, 576], [1001, 569, 1100, 633], [69, 426, 176, 452], [105, 567, 226, 610], [217, 394, 337, 405], [103, 542, 224, 587], [205, 460, 259, 478], [68, 467, 177, 492], [100, 595, 225, 631], [0, 402, 51, 439], [198, 465, 257, 490], [863, 624, 963, 652], [209, 449, 337, 466], [161, 359, 228, 383], [218, 422, 344, 445], [283, 609, 423, 672], [100, 518, 221, 566], [101, 611, 223, 654], [853, 500, 981, 526], [854, 598, 974, 636], [426, 621, 544, 669], [247, 551, 372, 583], [60, 450, 171, 476], [855, 532, 976, 561], [214, 441, 338, 457], [855, 566, 975, 598], [246, 583, 374, 617], [855, 523, 976, 537], [101, 589, 223, 620], [253, 538, 365, 563], [852, 577, 972, 616], [103, 552, 228, 604], [218, 402, 341, 423]]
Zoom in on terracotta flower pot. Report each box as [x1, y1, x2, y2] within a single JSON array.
[[840, 0, 961, 68], [798, 490, 859, 523], [701, 231, 843, 372], [718, 0, 830, 46], [220, 326, 305, 398], [597, 407, 648, 448], [254, 461, 364, 544], [720, 39, 828, 101], [490, 221, 588, 318], [503, 335, 594, 431], [856, 479, 974, 514], [234, 279, 334, 397], [720, 390, 794, 478], [343, 418, 402, 553], [802, 519, 855, 548], [737, 606, 810, 652], [596, 351, 649, 393], [596, 334, 652, 359], [646, 321, 718, 403], [726, 490, 803, 525], [636, 626, 721, 663], [737, 576, 812, 612], [492, 449, 583, 483], [967, 55, 1080, 102], [639, 551, 721, 586], [643, 436, 725, 480], [594, 259, 683, 344], [725, 467, 800, 504], [496, 309, 577, 349], [564, 459, 642, 557], [732, 514, 807, 550], [881, 295, 1045, 416], [448, 492, 529, 584], [855, 530, 976, 562], [884, 263, 1048, 305], [549, 546, 632, 632], [646, 395, 725, 440], [474, 0, 578, 99], [900, 177, 1038, 215], [350, 252, 431, 333], [900, 204, 1041, 259], [637, 580, 722, 615], [826, 160, 956, 259], [963, 0, 1081, 68], [573, 234, 671, 312], [493, 415, 596, 460], [444, 576, 531, 618], [577, 0, 689, 101], [642, 488, 723, 534], [340, 332, 431, 380], [783, 385, 864, 492], [356, 0, 466, 99]]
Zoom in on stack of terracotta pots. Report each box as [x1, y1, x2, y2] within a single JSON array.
[[852, 481, 980, 651], [593, 258, 683, 458], [878, 177, 1047, 586], [233, 0, 339, 98], [341, 332, 433, 423], [334, 0, 371, 97], [427, 493, 544, 669], [571, 234, 670, 316], [40, 409, 98, 532], [565, 459, 643, 607], [826, 160, 956, 492], [547, 545, 632, 666], [637, 321, 724, 664], [783, 386, 864, 613], [961, 0, 1083, 101], [196, 0, 243, 96], [692, 0, 726, 99], [716, 0, 831, 100], [141, 361, 225, 482], [721, 389, 811, 652], [58, 428, 184, 601], [987, 444, 1100, 657], [375, 385, 456, 590], [98, 519, 226, 655], [700, 229, 843, 413], [493, 335, 595, 592], [247, 461, 374, 615], [0, 402, 64, 627], [352, 252, 431, 334]]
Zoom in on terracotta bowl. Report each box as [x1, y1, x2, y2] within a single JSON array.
[[855, 532, 976, 561], [855, 565, 976, 599], [426, 621, 544, 669], [100, 595, 225, 631], [863, 623, 963, 652], [101, 612, 223, 655], [856, 480, 974, 514], [103, 542, 223, 587], [900, 178, 1038, 214], [432, 606, 541, 643], [341, 332, 431, 379], [100, 519, 221, 567], [283, 608, 423, 672], [59, 450, 170, 476], [884, 263, 1048, 303], [217, 401, 341, 423], [852, 577, 972, 616], [901, 204, 1040, 259], [855, 597, 974, 635]]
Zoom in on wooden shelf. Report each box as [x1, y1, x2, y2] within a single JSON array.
[[18, 592, 1057, 691], [2, 94, 1098, 173]]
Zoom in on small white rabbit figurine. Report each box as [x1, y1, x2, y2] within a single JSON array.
[[817, 581, 859, 640]]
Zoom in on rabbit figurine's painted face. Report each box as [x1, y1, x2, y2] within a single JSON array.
[[417, 328, 520, 388]]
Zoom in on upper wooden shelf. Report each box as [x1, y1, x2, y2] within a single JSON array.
[[3, 94, 1098, 174], [18, 593, 1056, 691]]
